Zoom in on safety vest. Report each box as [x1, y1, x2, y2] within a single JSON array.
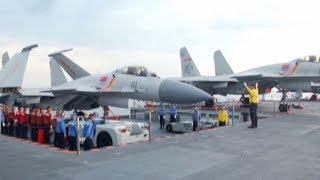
[[218, 110, 229, 123], [247, 87, 259, 104]]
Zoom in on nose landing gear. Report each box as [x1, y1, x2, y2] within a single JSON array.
[[310, 93, 318, 101]]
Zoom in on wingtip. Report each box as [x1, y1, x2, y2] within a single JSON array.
[[214, 50, 222, 55], [48, 48, 73, 57], [21, 44, 38, 52]]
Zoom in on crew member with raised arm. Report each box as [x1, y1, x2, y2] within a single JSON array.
[[244, 82, 259, 128]]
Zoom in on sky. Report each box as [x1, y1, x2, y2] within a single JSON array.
[[1, 0, 320, 88]]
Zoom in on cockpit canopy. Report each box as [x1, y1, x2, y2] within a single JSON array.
[[115, 66, 158, 77], [296, 55, 320, 62]]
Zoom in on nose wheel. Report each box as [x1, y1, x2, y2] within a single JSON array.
[[205, 99, 214, 107], [310, 93, 318, 101]]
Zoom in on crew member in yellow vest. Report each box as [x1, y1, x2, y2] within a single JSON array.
[[217, 107, 229, 126], [244, 82, 259, 128]]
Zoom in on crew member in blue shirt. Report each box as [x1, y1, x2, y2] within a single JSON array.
[[0, 105, 6, 135], [192, 109, 200, 131], [67, 119, 77, 151], [55, 112, 66, 149], [158, 106, 166, 129], [83, 114, 95, 150], [169, 106, 177, 123]]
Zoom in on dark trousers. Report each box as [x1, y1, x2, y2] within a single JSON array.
[[219, 122, 226, 127], [8, 122, 14, 136], [54, 132, 59, 147], [159, 116, 165, 129], [15, 124, 21, 138], [1, 123, 7, 135], [83, 137, 94, 150], [193, 121, 198, 131], [4, 122, 9, 135], [68, 136, 77, 151], [30, 127, 38, 142], [170, 115, 176, 123], [43, 126, 50, 144], [250, 103, 258, 127], [20, 124, 28, 139], [55, 133, 65, 149]]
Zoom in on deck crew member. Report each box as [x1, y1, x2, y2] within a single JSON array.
[[54, 112, 66, 149], [30, 109, 38, 141], [192, 109, 200, 131], [244, 82, 259, 128], [43, 107, 52, 144], [0, 105, 6, 135], [83, 114, 95, 150], [92, 113, 103, 137], [53, 108, 62, 147], [67, 119, 78, 151], [8, 107, 15, 136], [36, 108, 45, 142], [218, 107, 229, 127], [158, 107, 166, 129], [16, 107, 28, 138], [3, 106, 9, 135], [169, 106, 177, 123]]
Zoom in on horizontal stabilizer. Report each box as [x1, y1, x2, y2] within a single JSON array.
[[41, 88, 76, 94]]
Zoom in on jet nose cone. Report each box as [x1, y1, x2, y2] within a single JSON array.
[[159, 79, 212, 104]]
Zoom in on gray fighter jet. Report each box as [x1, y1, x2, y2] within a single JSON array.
[[175, 47, 320, 110], [43, 49, 212, 110]]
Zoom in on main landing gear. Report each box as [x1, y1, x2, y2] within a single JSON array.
[[279, 90, 289, 113]]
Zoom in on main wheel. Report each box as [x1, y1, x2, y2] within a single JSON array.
[[97, 131, 113, 148], [166, 124, 173, 132], [279, 104, 288, 112]]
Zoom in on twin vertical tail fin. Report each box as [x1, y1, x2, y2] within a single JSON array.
[[180, 47, 201, 77], [49, 57, 67, 87], [2, 52, 9, 68], [214, 50, 234, 76], [0, 44, 38, 88], [49, 49, 91, 80]]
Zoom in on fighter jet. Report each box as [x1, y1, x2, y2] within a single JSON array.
[[44, 49, 212, 110], [175, 47, 320, 111]]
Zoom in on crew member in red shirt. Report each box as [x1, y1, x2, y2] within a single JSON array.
[[16, 107, 28, 139], [42, 107, 52, 144]]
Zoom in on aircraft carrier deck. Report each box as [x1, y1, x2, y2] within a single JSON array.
[[0, 101, 320, 180]]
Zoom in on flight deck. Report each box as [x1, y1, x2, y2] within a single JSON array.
[[0, 101, 319, 180]]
